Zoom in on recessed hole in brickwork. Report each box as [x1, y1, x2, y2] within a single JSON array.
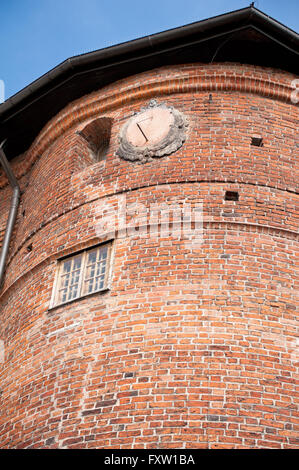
[[78, 117, 113, 162], [22, 210, 25, 217], [207, 415, 220, 421], [45, 437, 56, 445], [225, 191, 239, 201], [124, 372, 134, 378], [251, 135, 263, 147], [26, 244, 33, 252]]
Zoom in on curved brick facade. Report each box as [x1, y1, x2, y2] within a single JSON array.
[[0, 63, 298, 449]]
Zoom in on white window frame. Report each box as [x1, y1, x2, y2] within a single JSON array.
[[50, 241, 113, 309]]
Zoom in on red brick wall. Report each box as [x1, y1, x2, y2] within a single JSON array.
[[0, 63, 298, 448]]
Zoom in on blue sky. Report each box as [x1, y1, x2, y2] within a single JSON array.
[[1, 0, 298, 100]]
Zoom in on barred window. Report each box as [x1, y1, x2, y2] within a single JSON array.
[[51, 242, 112, 307]]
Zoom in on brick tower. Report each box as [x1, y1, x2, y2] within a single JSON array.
[[0, 7, 298, 448]]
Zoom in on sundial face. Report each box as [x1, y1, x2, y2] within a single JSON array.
[[125, 107, 174, 148], [116, 100, 188, 163]]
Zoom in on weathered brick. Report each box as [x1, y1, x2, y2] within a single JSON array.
[[0, 61, 298, 450]]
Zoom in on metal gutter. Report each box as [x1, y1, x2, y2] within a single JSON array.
[[0, 141, 20, 289]]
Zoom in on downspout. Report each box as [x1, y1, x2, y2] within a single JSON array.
[[0, 140, 20, 290]]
